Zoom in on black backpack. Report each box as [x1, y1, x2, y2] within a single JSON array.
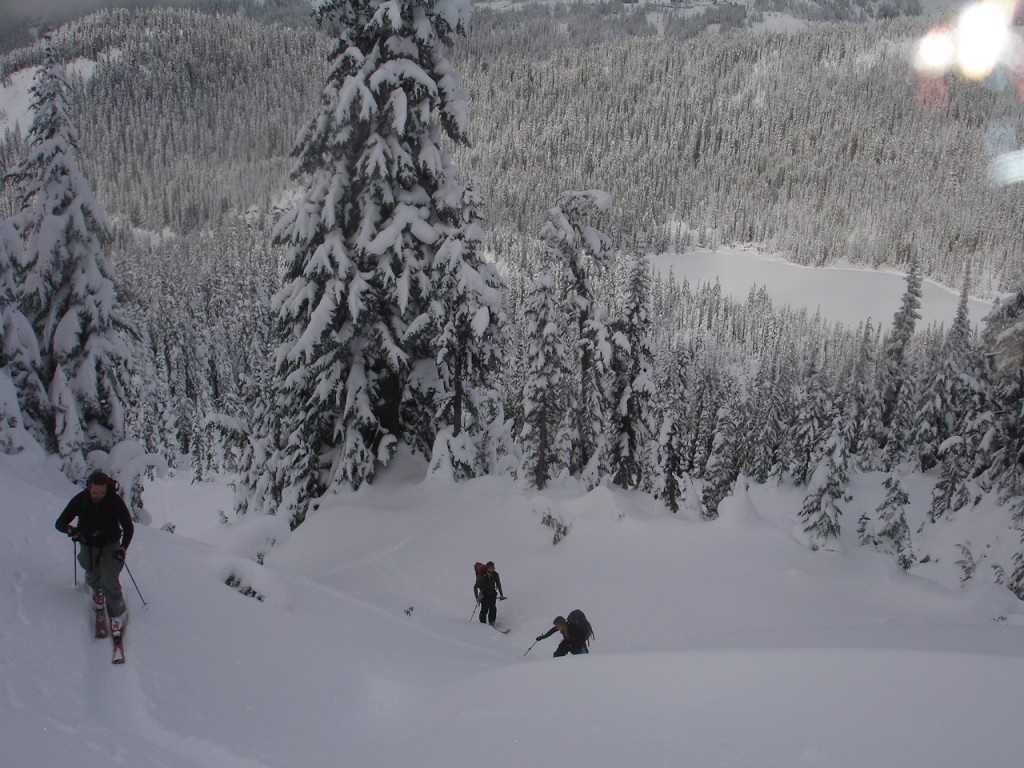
[[566, 609, 594, 646]]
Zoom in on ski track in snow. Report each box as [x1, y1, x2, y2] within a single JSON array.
[[298, 565, 517, 662], [81, 619, 276, 768], [11, 570, 32, 626]]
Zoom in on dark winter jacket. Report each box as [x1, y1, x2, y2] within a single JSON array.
[[474, 570, 504, 600], [55, 488, 134, 549], [539, 621, 588, 655]]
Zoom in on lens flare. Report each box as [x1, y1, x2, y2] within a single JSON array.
[[956, 1, 1012, 80], [913, 0, 1024, 185], [991, 149, 1024, 184], [915, 29, 956, 76], [914, 0, 1020, 80]]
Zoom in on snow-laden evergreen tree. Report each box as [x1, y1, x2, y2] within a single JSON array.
[[788, 346, 831, 487], [1011, 521, 1024, 601], [701, 399, 740, 520], [687, 348, 725, 477], [1, 215, 45, 441], [259, 0, 478, 521], [881, 253, 922, 431], [651, 340, 688, 512], [746, 358, 786, 483], [929, 432, 972, 523], [983, 275, 1024, 377], [977, 278, 1024, 501], [849, 319, 884, 470], [881, 364, 917, 472], [428, 177, 507, 479], [767, 345, 799, 482], [518, 271, 569, 490], [539, 190, 614, 481], [927, 275, 980, 521], [610, 253, 657, 490], [0, 216, 43, 453], [930, 271, 974, 441], [858, 473, 914, 570], [4, 37, 133, 480], [653, 407, 687, 513], [911, 336, 944, 471], [129, 327, 178, 462], [798, 402, 852, 551], [982, 367, 1024, 498], [230, 293, 284, 518], [577, 306, 615, 487]]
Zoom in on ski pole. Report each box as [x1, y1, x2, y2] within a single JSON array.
[[523, 639, 539, 657], [123, 561, 148, 608], [469, 602, 479, 621], [73, 540, 78, 587]]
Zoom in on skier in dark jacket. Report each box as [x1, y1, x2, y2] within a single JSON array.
[[536, 615, 589, 656], [55, 470, 134, 630], [474, 561, 505, 626]]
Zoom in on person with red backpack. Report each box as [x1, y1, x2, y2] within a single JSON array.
[[473, 561, 506, 626], [55, 470, 134, 634]]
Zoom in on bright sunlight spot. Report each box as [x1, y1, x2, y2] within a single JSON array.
[[914, 1, 1019, 81], [915, 29, 956, 76], [955, 1, 1012, 80]]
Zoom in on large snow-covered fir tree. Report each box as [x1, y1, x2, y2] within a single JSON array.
[[881, 253, 922, 432], [518, 271, 569, 489], [651, 339, 690, 512], [4, 37, 133, 480], [798, 406, 852, 551], [929, 272, 979, 522], [787, 346, 830, 487], [859, 473, 914, 571], [979, 279, 1024, 500], [610, 252, 657, 490], [984, 275, 1024, 377], [701, 399, 741, 520], [426, 177, 507, 479], [0, 216, 43, 453], [849, 319, 884, 470], [255, 0, 481, 522], [748, 356, 791, 483], [539, 190, 615, 485], [653, 408, 687, 513]]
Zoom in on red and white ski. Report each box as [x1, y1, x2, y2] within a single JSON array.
[[111, 627, 125, 664], [94, 609, 108, 639]]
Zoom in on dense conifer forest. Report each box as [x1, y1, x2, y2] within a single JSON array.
[[2, 1, 1024, 596]]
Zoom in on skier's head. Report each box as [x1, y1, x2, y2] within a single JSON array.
[[553, 616, 567, 630], [486, 561, 495, 571], [87, 470, 109, 502]]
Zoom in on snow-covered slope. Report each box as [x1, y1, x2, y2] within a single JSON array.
[[3, 448, 1023, 768]]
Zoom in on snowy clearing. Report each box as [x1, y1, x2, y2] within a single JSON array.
[[3, 448, 1022, 768]]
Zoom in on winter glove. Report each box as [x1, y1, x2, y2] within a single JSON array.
[[499, 595, 507, 600], [113, 547, 126, 562], [67, 526, 80, 541], [535, 635, 544, 642], [475, 594, 482, 603]]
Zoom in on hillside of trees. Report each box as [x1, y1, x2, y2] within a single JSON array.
[[4, 4, 1020, 292], [2, 3, 1023, 598], [454, 19, 1024, 295]]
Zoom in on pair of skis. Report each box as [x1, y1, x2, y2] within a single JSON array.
[[471, 602, 511, 634], [94, 608, 126, 664]]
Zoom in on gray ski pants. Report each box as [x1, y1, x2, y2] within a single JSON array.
[[78, 544, 126, 618]]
